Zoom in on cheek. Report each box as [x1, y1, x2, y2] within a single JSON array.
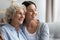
[[14, 14, 21, 20], [29, 12, 33, 15], [22, 15, 25, 19], [35, 12, 37, 16], [26, 12, 32, 19], [28, 12, 33, 17], [18, 14, 21, 18], [24, 15, 25, 19], [27, 14, 31, 18], [16, 14, 21, 18]]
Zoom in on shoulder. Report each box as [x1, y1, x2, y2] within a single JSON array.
[[1, 23, 8, 29], [37, 21, 49, 30], [37, 21, 49, 34], [1, 23, 8, 35], [1, 23, 10, 33], [37, 21, 49, 40], [0, 23, 9, 40]]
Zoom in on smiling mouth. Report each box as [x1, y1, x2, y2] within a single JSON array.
[[19, 18, 24, 21], [31, 17, 35, 19]]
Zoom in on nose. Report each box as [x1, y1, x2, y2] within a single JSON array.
[[32, 11, 37, 17], [21, 14, 25, 18]]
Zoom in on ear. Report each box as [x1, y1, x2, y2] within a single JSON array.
[[10, 14, 14, 20]]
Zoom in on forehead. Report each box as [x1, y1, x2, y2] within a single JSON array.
[[17, 8, 24, 12], [27, 4, 36, 10]]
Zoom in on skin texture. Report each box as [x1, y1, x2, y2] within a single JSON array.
[[0, 8, 25, 40], [25, 4, 38, 34], [10, 8, 25, 31]]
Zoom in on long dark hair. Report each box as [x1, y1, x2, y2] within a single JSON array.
[[22, 1, 37, 24], [22, 1, 36, 8]]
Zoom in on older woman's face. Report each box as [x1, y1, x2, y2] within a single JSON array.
[[12, 8, 25, 24], [26, 4, 37, 21]]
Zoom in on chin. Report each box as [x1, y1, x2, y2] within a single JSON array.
[[19, 21, 23, 24]]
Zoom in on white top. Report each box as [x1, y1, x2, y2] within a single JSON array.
[[24, 27, 36, 40]]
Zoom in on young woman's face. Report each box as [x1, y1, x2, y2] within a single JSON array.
[[26, 4, 37, 21], [12, 8, 25, 24]]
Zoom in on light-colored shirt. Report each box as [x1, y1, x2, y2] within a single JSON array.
[[21, 22, 49, 40], [1, 23, 27, 40], [24, 27, 36, 40]]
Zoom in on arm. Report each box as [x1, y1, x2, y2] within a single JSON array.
[[40, 23, 49, 40], [1, 27, 8, 40]]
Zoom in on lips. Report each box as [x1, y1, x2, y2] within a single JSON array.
[[18, 18, 24, 24], [31, 17, 35, 20], [18, 18, 24, 21]]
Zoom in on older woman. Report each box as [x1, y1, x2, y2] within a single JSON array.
[[0, 5, 27, 40], [21, 1, 49, 40]]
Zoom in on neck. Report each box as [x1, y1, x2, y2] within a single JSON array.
[[10, 21, 19, 32], [26, 26, 37, 34], [26, 20, 38, 34]]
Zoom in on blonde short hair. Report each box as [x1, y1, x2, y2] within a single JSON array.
[[6, 5, 25, 23]]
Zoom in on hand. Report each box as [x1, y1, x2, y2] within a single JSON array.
[[30, 19, 38, 33], [0, 35, 3, 40], [27, 19, 38, 33], [30, 19, 38, 28]]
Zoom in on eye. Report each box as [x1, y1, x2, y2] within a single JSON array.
[[19, 12, 25, 15], [22, 12, 25, 15], [19, 13, 21, 14], [28, 9, 32, 12]]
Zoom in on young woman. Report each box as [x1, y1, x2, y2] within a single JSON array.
[[21, 1, 49, 40]]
